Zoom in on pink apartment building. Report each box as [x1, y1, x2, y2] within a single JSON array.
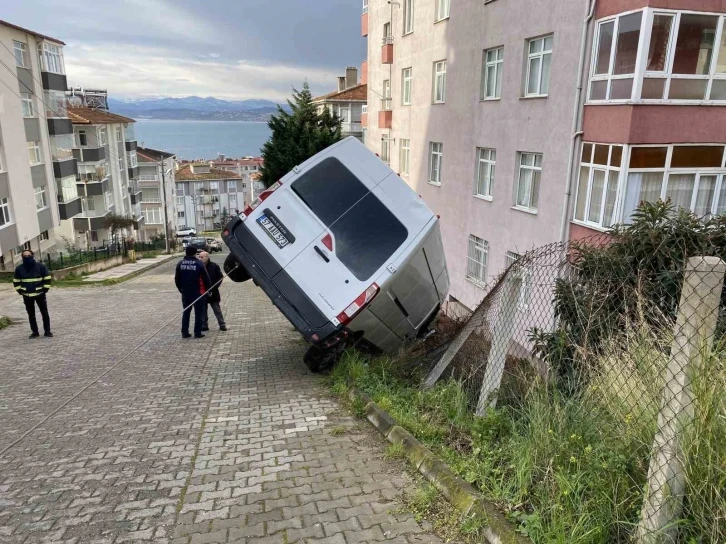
[[361, 0, 726, 311]]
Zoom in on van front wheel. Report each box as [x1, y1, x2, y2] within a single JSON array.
[[304, 345, 343, 373], [224, 254, 251, 283]]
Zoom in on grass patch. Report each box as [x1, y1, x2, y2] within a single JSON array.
[[0, 316, 12, 329], [385, 443, 406, 460], [329, 426, 347, 437], [329, 341, 726, 543]]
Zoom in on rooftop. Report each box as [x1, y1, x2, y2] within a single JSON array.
[[212, 157, 263, 166], [313, 84, 367, 103], [0, 19, 64, 45], [175, 164, 241, 181], [67, 107, 136, 125], [137, 147, 175, 162]]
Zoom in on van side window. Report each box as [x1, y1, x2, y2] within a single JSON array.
[[292, 157, 408, 281]]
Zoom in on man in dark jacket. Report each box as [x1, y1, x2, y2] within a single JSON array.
[[198, 251, 227, 332], [174, 246, 211, 338], [13, 249, 53, 339]]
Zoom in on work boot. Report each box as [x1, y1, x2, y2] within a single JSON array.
[[44, 332, 54, 338], [182, 333, 192, 339], [194, 334, 205, 339], [202, 325, 209, 332], [29, 332, 40, 339], [219, 325, 227, 331]]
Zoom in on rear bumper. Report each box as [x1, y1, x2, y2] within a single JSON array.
[[222, 216, 339, 344]]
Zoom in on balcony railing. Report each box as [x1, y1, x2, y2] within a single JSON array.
[[137, 174, 158, 181], [380, 98, 392, 111], [362, 104, 367, 114], [341, 122, 363, 133], [382, 35, 394, 45]]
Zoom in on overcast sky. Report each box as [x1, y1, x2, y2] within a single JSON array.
[[4, 0, 365, 101]]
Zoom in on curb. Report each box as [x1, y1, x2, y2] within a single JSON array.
[[349, 389, 530, 544], [85, 254, 178, 284]]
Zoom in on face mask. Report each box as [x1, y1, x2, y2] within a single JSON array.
[[22, 256, 35, 266]]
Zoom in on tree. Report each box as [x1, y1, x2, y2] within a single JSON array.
[[259, 82, 342, 187], [220, 207, 230, 228], [104, 214, 134, 244]]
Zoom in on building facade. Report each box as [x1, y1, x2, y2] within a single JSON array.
[[137, 147, 177, 241], [0, 20, 73, 269], [175, 163, 243, 232], [362, 0, 726, 311], [312, 67, 367, 142], [209, 155, 265, 207]]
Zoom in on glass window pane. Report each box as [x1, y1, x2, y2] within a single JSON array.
[[604, 170, 619, 226], [528, 57, 541, 94], [587, 170, 606, 223], [610, 146, 623, 167], [718, 24, 726, 73], [544, 36, 553, 51], [486, 65, 497, 96], [630, 147, 668, 168], [613, 12, 642, 75], [717, 178, 726, 215], [595, 22, 614, 75], [495, 64, 503, 97], [581, 143, 593, 163], [623, 172, 664, 220], [670, 146, 724, 168], [710, 79, 726, 100], [590, 80, 608, 100], [668, 78, 708, 100], [610, 78, 634, 99], [575, 166, 589, 221], [641, 78, 666, 99], [530, 39, 542, 54], [517, 169, 532, 207], [647, 15, 674, 72], [534, 154, 543, 167], [541, 53, 551, 94], [694, 175, 717, 217], [531, 170, 541, 208], [665, 173, 696, 211], [672, 14, 718, 75], [594, 145, 609, 165]]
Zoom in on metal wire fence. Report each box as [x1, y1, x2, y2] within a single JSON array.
[[417, 203, 726, 542], [44, 239, 173, 271]]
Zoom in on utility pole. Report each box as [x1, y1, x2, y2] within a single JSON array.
[[160, 160, 170, 253]]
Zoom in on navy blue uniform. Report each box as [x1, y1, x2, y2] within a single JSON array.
[[174, 256, 211, 337], [14, 259, 52, 335]]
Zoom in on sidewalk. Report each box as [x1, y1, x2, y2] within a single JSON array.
[[83, 253, 180, 282]]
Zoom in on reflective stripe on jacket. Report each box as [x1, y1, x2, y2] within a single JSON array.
[[13, 262, 52, 297]]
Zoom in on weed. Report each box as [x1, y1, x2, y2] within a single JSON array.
[[385, 443, 405, 460], [330, 426, 347, 437], [0, 316, 12, 330]]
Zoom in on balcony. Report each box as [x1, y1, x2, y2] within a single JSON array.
[[81, 177, 111, 197], [125, 140, 137, 152], [362, 11, 368, 37], [382, 36, 393, 64], [53, 157, 77, 179], [57, 196, 82, 220], [73, 147, 105, 163], [378, 109, 392, 129], [361, 60, 368, 85], [127, 166, 139, 180], [47, 119, 73, 136], [341, 122, 363, 134], [361, 104, 368, 127]]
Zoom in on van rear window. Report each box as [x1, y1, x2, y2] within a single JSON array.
[[292, 157, 408, 280]]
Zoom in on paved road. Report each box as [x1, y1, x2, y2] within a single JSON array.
[[0, 255, 443, 544]]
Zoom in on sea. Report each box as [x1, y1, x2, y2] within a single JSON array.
[[133, 119, 272, 160]]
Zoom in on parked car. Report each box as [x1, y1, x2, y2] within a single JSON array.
[[176, 226, 197, 237], [206, 238, 222, 252], [222, 137, 449, 371], [181, 236, 191, 249], [188, 237, 209, 253]]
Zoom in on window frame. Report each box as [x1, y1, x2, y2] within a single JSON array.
[[573, 143, 625, 230], [13, 41, 29, 68], [525, 35, 554, 97], [402, 67, 413, 105], [433, 60, 447, 103], [34, 186, 48, 211], [475, 148, 496, 200], [59, 175, 78, 203], [27, 141, 42, 166], [400, 138, 410, 176], [21, 93, 35, 118], [429, 142, 443, 185], [514, 152, 543, 212], [381, 135, 391, 165], [482, 47, 504, 100], [382, 79, 392, 110], [0, 197, 12, 228], [435, 0, 450, 22], [466, 235, 489, 288], [98, 127, 107, 146], [129, 151, 138, 168], [39, 42, 65, 74], [362, 0, 368, 15], [403, 0, 414, 35]]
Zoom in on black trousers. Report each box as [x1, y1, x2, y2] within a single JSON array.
[[181, 295, 206, 337], [24, 294, 51, 334]]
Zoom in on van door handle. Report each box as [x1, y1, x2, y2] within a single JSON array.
[[314, 245, 330, 263]]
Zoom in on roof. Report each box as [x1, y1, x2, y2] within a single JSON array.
[[0, 19, 65, 45], [67, 107, 136, 125], [212, 157, 263, 167], [137, 147, 175, 162], [175, 164, 241, 181], [312, 84, 367, 103]]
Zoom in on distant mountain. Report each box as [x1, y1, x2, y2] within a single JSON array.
[[106, 96, 286, 121]]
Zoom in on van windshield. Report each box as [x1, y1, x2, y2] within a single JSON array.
[[292, 157, 408, 281]]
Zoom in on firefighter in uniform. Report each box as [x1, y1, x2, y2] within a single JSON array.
[[13, 249, 53, 338]]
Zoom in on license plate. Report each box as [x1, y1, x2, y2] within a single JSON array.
[[257, 215, 290, 248]]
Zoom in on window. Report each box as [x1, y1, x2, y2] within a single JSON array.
[[39, 43, 64, 74], [623, 145, 726, 221], [435, 0, 450, 22], [105, 192, 113, 210], [129, 151, 138, 168], [98, 127, 107, 146], [34, 186, 47, 210], [382, 80, 392, 110], [362, 0, 368, 14], [590, 12, 642, 101], [399, 139, 410, 175], [466, 235, 488, 288], [381, 136, 391, 164], [403, 0, 414, 34], [116, 126, 122, 141], [476, 148, 496, 198], [39, 231, 49, 242], [176, 196, 185, 206], [525, 35, 553, 96], [228, 180, 237, 192], [90, 231, 98, 242], [402, 68, 412, 105], [505, 251, 531, 309], [13, 41, 29, 68], [27, 141, 42, 165], [574, 143, 623, 228], [291, 157, 408, 281], [21, 93, 34, 118], [146, 208, 163, 224], [50, 133, 74, 161], [230, 193, 237, 205], [482, 47, 504, 99], [178, 211, 185, 219], [142, 188, 161, 203], [515, 153, 542, 211], [118, 157, 125, 171], [0, 197, 11, 228], [433, 60, 447, 103], [77, 130, 88, 147], [59, 176, 78, 203], [44, 90, 67, 118], [429, 142, 443, 184]]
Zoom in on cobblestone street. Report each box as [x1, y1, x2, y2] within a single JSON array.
[[0, 256, 444, 544]]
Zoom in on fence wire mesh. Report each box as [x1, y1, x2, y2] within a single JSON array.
[[413, 205, 726, 543]]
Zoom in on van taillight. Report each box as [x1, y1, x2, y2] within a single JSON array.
[[321, 233, 333, 251], [337, 283, 379, 326], [242, 180, 282, 218]]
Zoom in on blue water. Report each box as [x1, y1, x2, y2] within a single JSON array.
[[134, 119, 272, 160]]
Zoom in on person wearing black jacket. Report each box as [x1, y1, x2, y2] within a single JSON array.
[[198, 251, 227, 331], [174, 246, 211, 338], [13, 249, 53, 338]]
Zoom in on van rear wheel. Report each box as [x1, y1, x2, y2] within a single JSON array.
[[304, 344, 344, 373], [224, 254, 250, 283]]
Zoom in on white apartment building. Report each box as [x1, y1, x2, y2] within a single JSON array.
[[0, 20, 73, 268], [137, 147, 176, 241], [210, 155, 265, 205], [175, 163, 245, 232], [312, 67, 367, 142]]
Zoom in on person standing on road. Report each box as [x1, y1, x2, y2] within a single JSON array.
[[174, 246, 211, 338], [13, 249, 53, 339], [198, 251, 227, 332]]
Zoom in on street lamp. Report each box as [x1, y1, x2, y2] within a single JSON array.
[[160, 165, 172, 253]]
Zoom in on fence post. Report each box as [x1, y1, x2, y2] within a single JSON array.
[[636, 256, 726, 543], [59, 252, 63, 268], [46, 254, 52, 271], [475, 269, 522, 415]]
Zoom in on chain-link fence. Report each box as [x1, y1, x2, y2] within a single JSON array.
[[416, 203, 725, 542], [44, 238, 171, 271]]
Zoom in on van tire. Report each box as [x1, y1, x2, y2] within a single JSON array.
[[224, 254, 251, 283], [304, 345, 342, 373]]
